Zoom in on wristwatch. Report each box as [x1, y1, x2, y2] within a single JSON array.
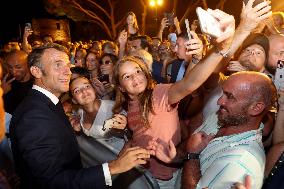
[[185, 153, 200, 160]]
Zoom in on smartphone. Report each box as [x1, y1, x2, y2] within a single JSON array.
[[25, 22, 32, 30], [196, 7, 222, 38], [164, 12, 175, 26], [185, 19, 192, 40], [274, 60, 284, 91], [243, 0, 264, 7], [102, 118, 113, 131], [6, 74, 15, 81], [98, 74, 109, 83]]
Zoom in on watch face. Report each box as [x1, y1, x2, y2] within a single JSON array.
[[187, 153, 199, 160]]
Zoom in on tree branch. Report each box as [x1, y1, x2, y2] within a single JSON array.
[[180, 0, 201, 26], [108, 0, 117, 39], [71, 0, 112, 38], [115, 17, 125, 29], [85, 0, 111, 19]]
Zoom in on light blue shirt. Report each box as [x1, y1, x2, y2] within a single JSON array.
[[176, 61, 187, 81], [195, 114, 265, 189]]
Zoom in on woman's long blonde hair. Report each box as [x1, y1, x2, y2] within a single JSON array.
[[125, 12, 139, 32]]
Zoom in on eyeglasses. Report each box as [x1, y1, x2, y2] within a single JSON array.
[[242, 48, 265, 56]]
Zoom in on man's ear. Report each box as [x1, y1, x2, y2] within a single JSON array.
[[30, 66, 42, 79], [249, 102, 265, 116]]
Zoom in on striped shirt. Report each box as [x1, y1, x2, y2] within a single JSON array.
[[195, 113, 265, 189]]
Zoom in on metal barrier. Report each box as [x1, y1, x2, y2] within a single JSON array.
[[76, 134, 160, 189]]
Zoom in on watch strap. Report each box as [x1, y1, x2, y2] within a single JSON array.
[[185, 153, 200, 160]]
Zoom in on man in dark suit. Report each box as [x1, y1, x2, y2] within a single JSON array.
[[9, 44, 150, 189]]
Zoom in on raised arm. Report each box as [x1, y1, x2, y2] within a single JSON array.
[[215, 0, 272, 73], [118, 30, 128, 59], [22, 25, 33, 54], [157, 17, 169, 41], [174, 17, 182, 35], [168, 9, 235, 105]]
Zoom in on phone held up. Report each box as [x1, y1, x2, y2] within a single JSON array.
[[185, 19, 192, 40], [164, 12, 175, 26], [196, 7, 222, 38], [25, 22, 32, 30], [274, 60, 284, 91], [98, 74, 109, 83]]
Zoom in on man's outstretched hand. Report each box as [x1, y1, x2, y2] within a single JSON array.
[[108, 147, 150, 175]]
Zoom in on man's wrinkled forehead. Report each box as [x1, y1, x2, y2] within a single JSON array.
[[246, 44, 265, 52]]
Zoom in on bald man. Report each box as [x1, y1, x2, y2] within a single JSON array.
[[2, 50, 33, 114], [267, 34, 284, 74], [183, 72, 277, 189]]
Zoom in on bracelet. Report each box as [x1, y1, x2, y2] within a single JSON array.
[[215, 48, 230, 58]]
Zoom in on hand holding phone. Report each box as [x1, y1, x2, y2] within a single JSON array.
[[185, 19, 192, 40], [25, 23, 32, 30], [164, 12, 175, 26], [196, 7, 222, 38], [274, 60, 284, 91], [98, 74, 109, 83]]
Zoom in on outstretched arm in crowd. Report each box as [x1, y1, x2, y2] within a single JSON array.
[[118, 30, 128, 59], [157, 17, 169, 41], [217, 0, 272, 73], [147, 7, 235, 160], [168, 9, 235, 105], [22, 25, 33, 54]]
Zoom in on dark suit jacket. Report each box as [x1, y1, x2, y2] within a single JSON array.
[[10, 89, 107, 189]]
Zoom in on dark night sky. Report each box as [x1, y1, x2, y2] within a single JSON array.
[[0, 0, 281, 45], [0, 0, 55, 45], [0, 0, 242, 45]]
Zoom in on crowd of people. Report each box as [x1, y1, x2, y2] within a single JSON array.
[[1, 0, 284, 188]]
